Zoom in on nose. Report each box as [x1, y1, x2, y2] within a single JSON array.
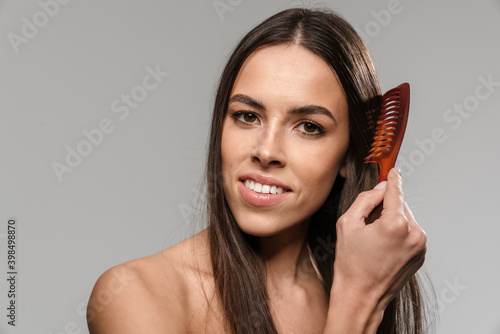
[[250, 125, 286, 168]]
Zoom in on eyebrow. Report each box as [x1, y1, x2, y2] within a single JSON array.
[[229, 94, 265, 109], [228, 93, 337, 123]]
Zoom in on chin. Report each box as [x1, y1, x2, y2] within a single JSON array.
[[238, 225, 280, 238], [235, 215, 307, 238]]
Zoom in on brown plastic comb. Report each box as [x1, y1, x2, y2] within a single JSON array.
[[365, 83, 410, 183], [364, 83, 410, 223]]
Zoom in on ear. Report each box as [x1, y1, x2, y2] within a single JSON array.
[[338, 153, 347, 178], [339, 149, 349, 179], [339, 162, 347, 178]]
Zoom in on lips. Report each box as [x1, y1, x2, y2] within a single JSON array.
[[239, 172, 291, 191], [238, 173, 291, 207]]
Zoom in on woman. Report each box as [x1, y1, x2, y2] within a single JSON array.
[[87, 7, 429, 334]]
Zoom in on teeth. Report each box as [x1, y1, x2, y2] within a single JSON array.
[[244, 180, 255, 190], [244, 180, 285, 194]]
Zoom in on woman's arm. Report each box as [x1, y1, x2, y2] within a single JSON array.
[[323, 286, 384, 333], [323, 168, 427, 334]]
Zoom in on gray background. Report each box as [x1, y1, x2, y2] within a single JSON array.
[[1, 0, 499, 333]]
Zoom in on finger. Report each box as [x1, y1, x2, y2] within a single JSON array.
[[403, 202, 417, 227], [404, 202, 426, 236], [343, 182, 387, 227], [382, 168, 405, 216], [403, 202, 427, 255]]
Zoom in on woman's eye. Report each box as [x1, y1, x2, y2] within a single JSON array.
[[232, 112, 259, 124], [297, 122, 325, 135], [243, 113, 257, 123]]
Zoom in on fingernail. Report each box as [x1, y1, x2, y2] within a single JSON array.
[[394, 167, 401, 175], [374, 181, 387, 189]]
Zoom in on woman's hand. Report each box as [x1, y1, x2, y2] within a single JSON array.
[[323, 167, 427, 333]]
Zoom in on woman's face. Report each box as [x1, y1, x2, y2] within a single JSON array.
[[221, 44, 349, 237]]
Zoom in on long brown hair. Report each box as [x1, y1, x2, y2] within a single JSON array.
[[206, 7, 429, 333]]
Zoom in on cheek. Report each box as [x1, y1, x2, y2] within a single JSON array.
[[293, 139, 347, 174], [298, 154, 337, 189], [289, 138, 348, 197]]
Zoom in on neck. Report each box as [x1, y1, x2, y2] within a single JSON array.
[[259, 222, 312, 288]]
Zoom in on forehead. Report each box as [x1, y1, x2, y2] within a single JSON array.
[[230, 44, 348, 118]]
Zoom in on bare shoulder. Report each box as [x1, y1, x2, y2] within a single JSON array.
[[87, 229, 218, 334]]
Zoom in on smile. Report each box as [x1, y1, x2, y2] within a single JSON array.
[[238, 180, 291, 207], [243, 180, 285, 194]]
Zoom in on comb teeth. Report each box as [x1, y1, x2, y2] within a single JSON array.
[[365, 91, 401, 161], [364, 83, 410, 183]]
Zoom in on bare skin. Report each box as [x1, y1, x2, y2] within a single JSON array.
[[87, 170, 424, 334], [87, 44, 426, 333], [87, 229, 329, 333]]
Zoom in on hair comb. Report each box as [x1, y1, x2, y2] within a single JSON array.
[[365, 83, 410, 183], [364, 83, 410, 223]]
